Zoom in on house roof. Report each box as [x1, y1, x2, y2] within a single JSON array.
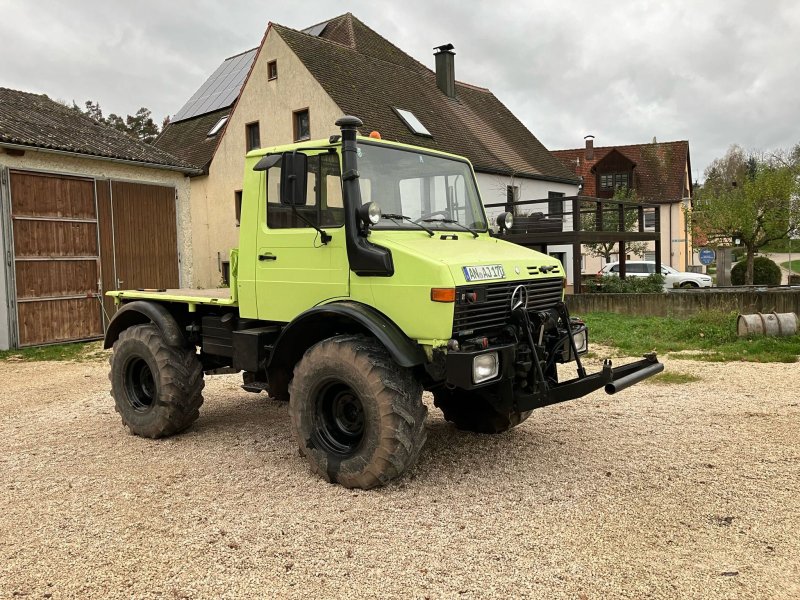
[[155, 107, 230, 173], [552, 140, 692, 203], [0, 87, 195, 171], [273, 14, 578, 183]]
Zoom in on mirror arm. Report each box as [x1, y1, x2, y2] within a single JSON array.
[[290, 206, 332, 244]]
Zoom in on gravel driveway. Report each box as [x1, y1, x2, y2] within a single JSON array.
[[1, 352, 798, 599]]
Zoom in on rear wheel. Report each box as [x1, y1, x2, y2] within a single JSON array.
[[288, 335, 427, 489], [433, 387, 531, 434], [109, 324, 204, 438]]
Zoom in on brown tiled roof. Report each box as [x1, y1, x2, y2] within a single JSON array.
[[0, 87, 195, 171], [552, 140, 692, 203], [274, 15, 578, 183], [154, 108, 229, 172]]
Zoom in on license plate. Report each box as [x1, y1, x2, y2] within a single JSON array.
[[462, 264, 506, 282]]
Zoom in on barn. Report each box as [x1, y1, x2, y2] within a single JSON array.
[[0, 88, 199, 349]]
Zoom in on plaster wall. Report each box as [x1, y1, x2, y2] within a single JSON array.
[[190, 31, 344, 287]]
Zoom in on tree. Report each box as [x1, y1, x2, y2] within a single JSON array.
[[73, 99, 164, 144], [581, 187, 649, 262], [691, 144, 800, 285]]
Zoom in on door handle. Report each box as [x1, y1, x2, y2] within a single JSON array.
[[258, 253, 277, 261]]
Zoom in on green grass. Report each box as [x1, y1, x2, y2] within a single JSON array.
[[582, 311, 800, 363], [781, 260, 800, 274], [0, 341, 106, 362], [644, 372, 702, 385]]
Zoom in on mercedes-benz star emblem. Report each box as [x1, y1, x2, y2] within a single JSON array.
[[510, 284, 529, 312]]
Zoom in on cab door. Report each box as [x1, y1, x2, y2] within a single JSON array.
[[256, 152, 349, 322]]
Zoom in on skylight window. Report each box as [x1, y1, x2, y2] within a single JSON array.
[[207, 116, 229, 137], [393, 108, 432, 137]]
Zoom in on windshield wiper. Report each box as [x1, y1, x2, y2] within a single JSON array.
[[382, 214, 435, 237], [421, 217, 479, 238]]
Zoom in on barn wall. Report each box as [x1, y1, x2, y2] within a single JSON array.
[[0, 168, 10, 349], [0, 149, 192, 286]]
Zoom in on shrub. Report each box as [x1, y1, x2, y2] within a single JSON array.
[[585, 274, 665, 294], [730, 256, 781, 285]]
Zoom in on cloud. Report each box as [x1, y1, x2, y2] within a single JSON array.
[[1, 0, 797, 178]]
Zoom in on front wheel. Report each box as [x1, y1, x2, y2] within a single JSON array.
[[680, 281, 699, 289], [288, 335, 427, 489], [433, 387, 531, 434], [109, 324, 204, 438]]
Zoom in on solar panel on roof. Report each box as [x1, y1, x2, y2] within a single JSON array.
[[172, 48, 258, 123], [301, 21, 328, 36]]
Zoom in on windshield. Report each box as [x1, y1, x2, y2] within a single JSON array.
[[356, 142, 488, 231]]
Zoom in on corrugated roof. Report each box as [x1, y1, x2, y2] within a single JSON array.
[[273, 14, 578, 183], [552, 140, 692, 203], [0, 87, 194, 171]]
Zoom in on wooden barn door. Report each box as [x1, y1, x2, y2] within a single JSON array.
[[97, 180, 180, 324], [9, 171, 103, 346]]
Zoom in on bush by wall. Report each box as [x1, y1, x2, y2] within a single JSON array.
[[584, 274, 665, 294], [731, 256, 781, 285]]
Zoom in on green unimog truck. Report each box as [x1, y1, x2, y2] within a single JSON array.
[[104, 116, 662, 489]]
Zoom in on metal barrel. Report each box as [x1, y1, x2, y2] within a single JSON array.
[[605, 362, 665, 395], [737, 312, 798, 337]]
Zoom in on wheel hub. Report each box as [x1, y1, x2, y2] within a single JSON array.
[[313, 382, 365, 456], [124, 357, 156, 413]]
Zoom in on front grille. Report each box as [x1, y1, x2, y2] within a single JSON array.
[[452, 277, 563, 336]]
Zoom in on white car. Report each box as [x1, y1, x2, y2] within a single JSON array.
[[599, 261, 713, 290]]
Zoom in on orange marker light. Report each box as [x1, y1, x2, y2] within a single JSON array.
[[369, 130, 382, 139], [431, 288, 456, 303]]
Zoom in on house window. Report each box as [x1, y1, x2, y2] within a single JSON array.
[[643, 210, 656, 230], [548, 191, 565, 217], [246, 121, 260, 151], [207, 116, 228, 137], [221, 261, 230, 286], [293, 109, 310, 141], [267, 60, 278, 80], [234, 190, 242, 227], [505, 185, 518, 214], [600, 172, 629, 190]]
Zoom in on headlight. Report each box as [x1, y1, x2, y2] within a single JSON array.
[[473, 351, 499, 384], [572, 329, 588, 354]]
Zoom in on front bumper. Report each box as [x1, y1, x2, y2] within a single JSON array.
[[444, 345, 663, 411]]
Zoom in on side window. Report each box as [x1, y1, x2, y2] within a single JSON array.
[[267, 153, 344, 229], [610, 265, 619, 273], [645, 263, 656, 274]]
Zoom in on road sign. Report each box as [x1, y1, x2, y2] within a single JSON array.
[[699, 248, 716, 265]]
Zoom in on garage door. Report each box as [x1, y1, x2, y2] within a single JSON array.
[[97, 180, 180, 324], [9, 171, 103, 346]]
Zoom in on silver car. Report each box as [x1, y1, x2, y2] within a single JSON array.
[[599, 261, 713, 289]]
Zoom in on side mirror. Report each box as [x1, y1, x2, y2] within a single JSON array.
[[279, 152, 308, 206]]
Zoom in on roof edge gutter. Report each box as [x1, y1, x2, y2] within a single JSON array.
[[0, 142, 202, 176], [474, 166, 580, 186]]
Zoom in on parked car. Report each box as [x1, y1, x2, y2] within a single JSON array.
[[599, 261, 713, 289]]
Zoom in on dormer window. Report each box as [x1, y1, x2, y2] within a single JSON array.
[[392, 108, 432, 137], [600, 172, 629, 190], [207, 116, 228, 137]]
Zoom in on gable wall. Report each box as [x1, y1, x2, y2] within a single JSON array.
[[189, 31, 344, 287]]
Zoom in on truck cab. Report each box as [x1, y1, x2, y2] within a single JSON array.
[[104, 116, 662, 489]]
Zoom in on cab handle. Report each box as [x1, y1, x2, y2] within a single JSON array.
[[258, 253, 277, 261]]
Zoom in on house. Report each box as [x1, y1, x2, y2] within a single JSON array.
[[552, 137, 693, 274], [155, 13, 580, 288], [0, 88, 197, 349]]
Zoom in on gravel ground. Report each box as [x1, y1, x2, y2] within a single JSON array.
[[1, 351, 799, 599]]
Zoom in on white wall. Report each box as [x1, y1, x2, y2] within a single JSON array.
[[475, 171, 579, 284]]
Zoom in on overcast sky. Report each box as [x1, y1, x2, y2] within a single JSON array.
[[1, 0, 798, 180]]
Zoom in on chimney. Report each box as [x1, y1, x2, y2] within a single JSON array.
[[584, 135, 595, 160], [434, 43, 456, 99]]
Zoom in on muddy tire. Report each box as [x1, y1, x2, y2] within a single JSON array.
[[109, 324, 204, 438], [433, 388, 531, 434], [288, 335, 427, 489]]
